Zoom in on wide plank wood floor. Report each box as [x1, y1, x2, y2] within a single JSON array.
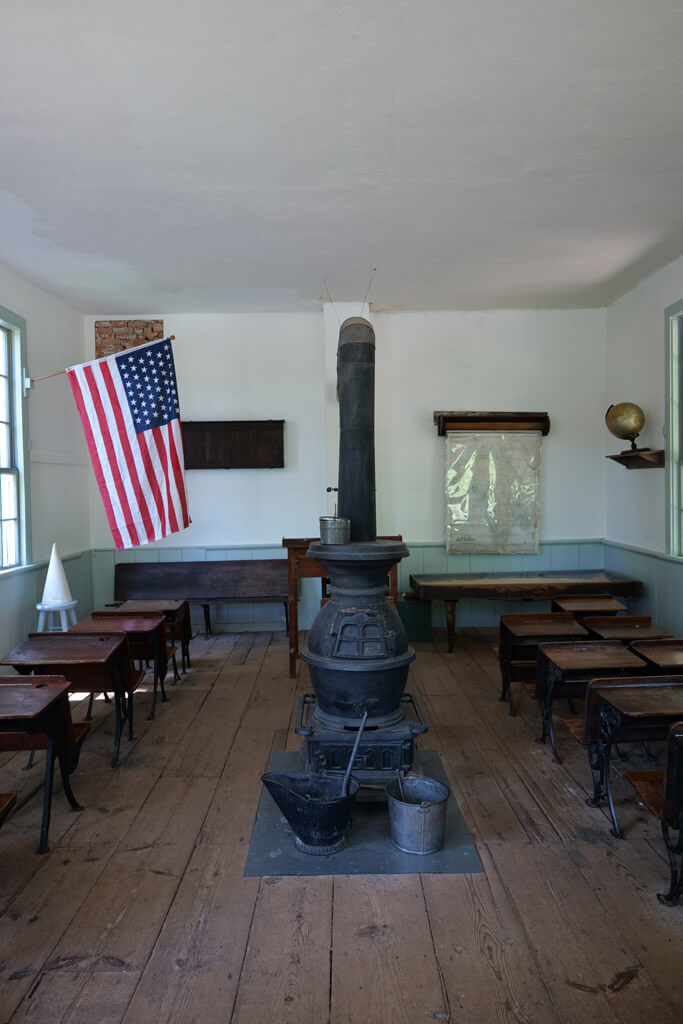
[[0, 628, 681, 1023]]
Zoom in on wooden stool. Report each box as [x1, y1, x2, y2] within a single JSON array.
[[36, 600, 78, 632]]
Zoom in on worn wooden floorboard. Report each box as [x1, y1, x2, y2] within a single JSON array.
[[231, 875, 333, 1024], [423, 854, 561, 1023], [492, 839, 680, 1023], [330, 875, 448, 1024], [0, 628, 681, 1024], [121, 852, 259, 1024]]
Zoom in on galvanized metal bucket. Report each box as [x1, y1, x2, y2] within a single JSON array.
[[319, 515, 351, 545], [385, 775, 450, 854]]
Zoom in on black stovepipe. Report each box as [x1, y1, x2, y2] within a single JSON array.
[[336, 316, 376, 542]]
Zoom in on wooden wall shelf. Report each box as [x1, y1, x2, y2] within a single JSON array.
[[606, 448, 665, 469], [433, 410, 550, 436]]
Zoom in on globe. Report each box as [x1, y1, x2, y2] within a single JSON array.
[[605, 402, 645, 447]]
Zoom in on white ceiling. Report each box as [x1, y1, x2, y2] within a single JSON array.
[[3, 0, 683, 314]]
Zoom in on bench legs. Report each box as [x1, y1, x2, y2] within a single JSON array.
[[201, 604, 213, 636]]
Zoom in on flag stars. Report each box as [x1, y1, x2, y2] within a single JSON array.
[[116, 339, 181, 434]]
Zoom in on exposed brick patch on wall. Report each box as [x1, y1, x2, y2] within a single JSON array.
[[95, 320, 164, 358]]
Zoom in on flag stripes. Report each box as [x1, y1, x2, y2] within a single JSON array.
[[67, 339, 190, 550]]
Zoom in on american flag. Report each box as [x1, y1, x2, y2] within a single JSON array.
[[67, 338, 191, 549]]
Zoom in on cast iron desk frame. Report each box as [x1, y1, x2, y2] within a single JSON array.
[[0, 681, 81, 852], [409, 571, 643, 653], [0, 634, 129, 767], [535, 641, 647, 763], [660, 722, 683, 905], [587, 680, 683, 839]]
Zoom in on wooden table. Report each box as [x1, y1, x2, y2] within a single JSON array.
[[117, 598, 191, 673], [71, 613, 167, 719], [535, 641, 647, 762], [283, 537, 400, 677], [498, 613, 590, 715], [0, 634, 129, 766], [409, 570, 643, 653], [589, 680, 683, 837], [0, 681, 82, 852], [582, 616, 673, 644]]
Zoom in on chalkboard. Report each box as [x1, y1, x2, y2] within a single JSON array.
[[181, 420, 284, 469]]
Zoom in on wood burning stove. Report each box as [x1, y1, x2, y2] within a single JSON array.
[[297, 317, 426, 787]]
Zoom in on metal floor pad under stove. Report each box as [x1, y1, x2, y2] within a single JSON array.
[[244, 749, 482, 878]]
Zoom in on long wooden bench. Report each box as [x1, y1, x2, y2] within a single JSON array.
[[114, 559, 289, 635]]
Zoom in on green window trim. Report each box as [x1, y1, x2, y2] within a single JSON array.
[[0, 304, 31, 567]]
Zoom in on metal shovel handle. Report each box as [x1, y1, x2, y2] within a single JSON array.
[[341, 710, 368, 796]]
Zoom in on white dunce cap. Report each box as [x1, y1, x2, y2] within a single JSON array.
[[41, 543, 74, 606]]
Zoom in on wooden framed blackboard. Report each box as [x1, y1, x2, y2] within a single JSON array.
[[181, 420, 284, 469]]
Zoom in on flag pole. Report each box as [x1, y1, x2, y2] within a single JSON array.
[[27, 337, 177, 385]]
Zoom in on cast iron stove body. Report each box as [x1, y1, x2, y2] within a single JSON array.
[[297, 317, 426, 787]]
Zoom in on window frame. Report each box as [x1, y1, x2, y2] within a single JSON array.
[[0, 304, 31, 569]]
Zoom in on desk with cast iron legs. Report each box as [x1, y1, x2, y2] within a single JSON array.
[[117, 598, 192, 675], [70, 613, 167, 719], [498, 613, 590, 716], [535, 641, 647, 762], [0, 634, 129, 767], [585, 679, 683, 838], [0, 681, 82, 852]]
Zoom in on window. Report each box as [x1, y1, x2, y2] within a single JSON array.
[[0, 306, 30, 568]]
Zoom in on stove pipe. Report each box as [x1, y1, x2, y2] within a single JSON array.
[[337, 317, 376, 542], [301, 316, 415, 731]]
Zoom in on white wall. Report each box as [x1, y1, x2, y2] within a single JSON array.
[[82, 312, 327, 547], [371, 309, 608, 542], [82, 307, 608, 551], [0, 259, 89, 562], [605, 254, 683, 552]]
